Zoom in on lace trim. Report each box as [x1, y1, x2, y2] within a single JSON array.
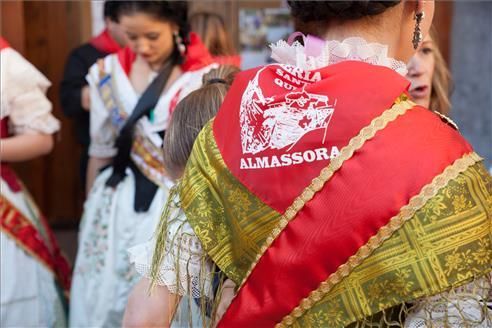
[[129, 239, 213, 299], [238, 95, 415, 290], [277, 151, 483, 327], [270, 37, 408, 75], [405, 274, 492, 328], [128, 195, 214, 299]]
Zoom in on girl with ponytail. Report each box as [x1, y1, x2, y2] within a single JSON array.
[[70, 2, 217, 327], [124, 66, 239, 327]]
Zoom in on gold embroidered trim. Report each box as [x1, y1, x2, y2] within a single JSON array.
[[0, 196, 56, 279], [276, 151, 483, 327], [131, 130, 168, 188], [238, 95, 416, 289]]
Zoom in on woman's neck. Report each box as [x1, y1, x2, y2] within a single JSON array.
[[149, 60, 165, 72], [320, 9, 403, 60]]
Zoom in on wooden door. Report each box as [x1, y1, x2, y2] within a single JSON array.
[[1, 1, 91, 227]]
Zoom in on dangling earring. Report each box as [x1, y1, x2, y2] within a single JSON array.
[[173, 31, 186, 56], [412, 11, 425, 49]]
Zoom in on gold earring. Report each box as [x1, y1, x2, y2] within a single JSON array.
[[412, 11, 425, 50]]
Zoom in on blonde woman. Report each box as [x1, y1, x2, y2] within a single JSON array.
[[407, 29, 452, 115]]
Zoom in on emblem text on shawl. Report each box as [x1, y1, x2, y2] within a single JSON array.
[[240, 64, 339, 169]]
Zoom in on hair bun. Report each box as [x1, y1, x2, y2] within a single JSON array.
[[287, 1, 401, 22], [202, 65, 239, 87], [206, 77, 227, 85]]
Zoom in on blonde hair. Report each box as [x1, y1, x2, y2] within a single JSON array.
[[163, 65, 239, 179], [190, 12, 236, 57], [429, 28, 452, 116]]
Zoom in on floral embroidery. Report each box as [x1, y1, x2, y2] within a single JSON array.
[[444, 249, 473, 276], [82, 190, 112, 274], [452, 194, 472, 213], [228, 190, 252, 213], [472, 239, 491, 266], [194, 226, 212, 248]]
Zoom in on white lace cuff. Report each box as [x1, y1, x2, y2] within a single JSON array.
[[128, 223, 214, 299], [405, 274, 492, 327]]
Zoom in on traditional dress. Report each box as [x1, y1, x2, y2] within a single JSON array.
[[0, 38, 71, 327], [136, 37, 492, 327], [69, 33, 216, 327], [60, 28, 123, 190]]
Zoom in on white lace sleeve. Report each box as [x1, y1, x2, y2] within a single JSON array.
[[128, 197, 214, 299], [1, 48, 60, 134], [404, 274, 492, 328]]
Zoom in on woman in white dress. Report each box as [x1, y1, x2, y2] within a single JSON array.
[[0, 37, 70, 327], [407, 29, 452, 116], [69, 2, 216, 327]]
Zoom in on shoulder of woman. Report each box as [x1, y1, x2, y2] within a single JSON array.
[[1, 49, 52, 111], [2, 48, 51, 90]]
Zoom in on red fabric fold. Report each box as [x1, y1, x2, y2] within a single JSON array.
[[0, 196, 72, 293], [212, 61, 473, 326], [90, 28, 122, 54], [219, 108, 471, 327], [1, 118, 21, 192], [181, 32, 214, 72], [214, 61, 410, 213]]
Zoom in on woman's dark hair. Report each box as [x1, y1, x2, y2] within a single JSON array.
[[287, 1, 401, 22], [103, 1, 123, 23], [163, 65, 239, 179], [117, 1, 190, 64], [105, 1, 190, 210]]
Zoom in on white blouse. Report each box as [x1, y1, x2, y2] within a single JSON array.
[[0, 48, 60, 135], [86, 54, 217, 158]]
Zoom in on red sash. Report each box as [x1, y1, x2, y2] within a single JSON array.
[[1, 118, 21, 192], [0, 195, 72, 294], [214, 62, 472, 326], [90, 28, 122, 54]]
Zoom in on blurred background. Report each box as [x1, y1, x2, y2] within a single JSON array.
[[1, 1, 491, 261]]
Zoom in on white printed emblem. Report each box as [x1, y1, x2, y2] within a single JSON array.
[[240, 65, 336, 156]]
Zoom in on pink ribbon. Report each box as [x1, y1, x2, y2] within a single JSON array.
[[287, 32, 325, 57]]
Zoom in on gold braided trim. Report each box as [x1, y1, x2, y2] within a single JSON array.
[[238, 95, 416, 289], [131, 131, 168, 188], [277, 151, 483, 327]]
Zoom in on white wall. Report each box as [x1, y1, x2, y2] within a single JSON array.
[[91, 0, 105, 36]]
